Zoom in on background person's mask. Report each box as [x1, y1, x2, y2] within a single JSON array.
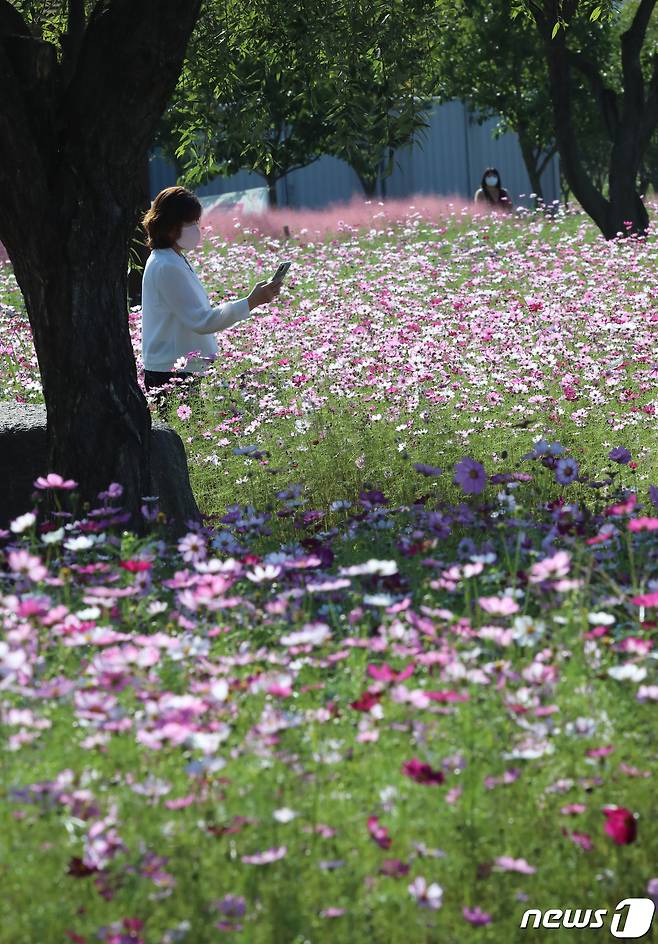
[[177, 223, 202, 250], [485, 175, 498, 186]]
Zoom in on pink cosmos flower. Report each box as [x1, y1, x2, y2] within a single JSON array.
[[628, 517, 658, 532], [177, 405, 192, 420], [7, 549, 48, 582], [34, 472, 77, 490], [453, 457, 487, 495], [494, 856, 536, 875], [319, 908, 346, 919], [565, 831, 593, 851], [478, 595, 520, 615], [241, 845, 287, 864], [528, 550, 571, 583], [367, 816, 392, 849]]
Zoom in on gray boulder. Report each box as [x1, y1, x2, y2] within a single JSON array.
[[0, 401, 200, 533]]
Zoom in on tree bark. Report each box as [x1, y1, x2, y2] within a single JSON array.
[[0, 0, 202, 527], [128, 150, 152, 306], [534, 0, 657, 239], [517, 130, 545, 202], [356, 171, 379, 197]]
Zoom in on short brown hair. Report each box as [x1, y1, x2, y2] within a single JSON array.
[[142, 186, 202, 250]]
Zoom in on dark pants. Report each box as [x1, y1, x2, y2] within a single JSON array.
[[144, 370, 195, 392], [143, 370, 201, 417]]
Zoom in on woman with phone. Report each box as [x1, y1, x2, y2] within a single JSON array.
[[141, 186, 282, 401]]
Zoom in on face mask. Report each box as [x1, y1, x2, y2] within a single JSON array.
[[177, 223, 201, 250], [485, 176, 498, 187]]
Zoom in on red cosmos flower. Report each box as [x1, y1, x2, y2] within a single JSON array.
[[602, 806, 637, 844], [350, 691, 381, 711], [402, 758, 445, 786], [119, 560, 153, 572], [367, 816, 392, 849]]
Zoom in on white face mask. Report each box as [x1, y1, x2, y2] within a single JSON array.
[[485, 175, 499, 187], [177, 222, 201, 250]]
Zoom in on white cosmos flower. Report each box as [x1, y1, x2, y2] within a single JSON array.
[[64, 535, 97, 551], [41, 528, 65, 544], [587, 611, 615, 625], [273, 808, 297, 823], [281, 623, 331, 647], [608, 664, 647, 683], [511, 615, 546, 646], [10, 512, 36, 534], [246, 564, 282, 583]]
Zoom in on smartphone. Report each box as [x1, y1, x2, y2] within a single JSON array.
[[271, 261, 292, 283]]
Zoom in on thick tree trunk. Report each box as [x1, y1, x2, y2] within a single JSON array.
[[10, 203, 152, 521], [0, 0, 202, 528]]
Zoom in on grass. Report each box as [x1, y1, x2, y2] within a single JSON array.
[[0, 201, 657, 943]]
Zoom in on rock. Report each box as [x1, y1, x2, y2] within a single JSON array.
[[0, 401, 200, 534]]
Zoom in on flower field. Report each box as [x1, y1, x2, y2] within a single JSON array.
[[1, 199, 658, 943]]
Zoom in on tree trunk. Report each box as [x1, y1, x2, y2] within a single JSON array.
[[534, 0, 658, 239], [11, 207, 152, 521], [266, 175, 279, 207], [517, 131, 544, 202], [128, 150, 152, 306], [0, 0, 203, 527], [607, 125, 649, 237], [356, 172, 379, 197]]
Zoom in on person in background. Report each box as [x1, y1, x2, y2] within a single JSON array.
[[474, 167, 512, 210], [141, 186, 280, 406]]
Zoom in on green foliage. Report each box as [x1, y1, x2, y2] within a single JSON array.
[[162, 0, 440, 201]]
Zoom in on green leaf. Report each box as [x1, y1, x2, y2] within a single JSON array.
[[551, 21, 560, 39], [590, 5, 602, 21]]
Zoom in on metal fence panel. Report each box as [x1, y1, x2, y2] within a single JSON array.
[[149, 99, 560, 208]]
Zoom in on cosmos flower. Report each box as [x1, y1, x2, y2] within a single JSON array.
[[453, 457, 487, 495]]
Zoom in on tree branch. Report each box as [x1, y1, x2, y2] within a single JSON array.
[[621, 0, 657, 112], [60, 0, 86, 88], [0, 0, 30, 38], [567, 49, 619, 139], [61, 0, 202, 187]]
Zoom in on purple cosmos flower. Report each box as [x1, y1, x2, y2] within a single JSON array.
[[463, 907, 492, 926], [608, 446, 632, 464], [453, 457, 487, 495], [555, 457, 579, 485], [649, 484, 658, 509], [413, 463, 443, 477]]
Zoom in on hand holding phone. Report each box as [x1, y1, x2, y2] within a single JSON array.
[[271, 260, 292, 284]]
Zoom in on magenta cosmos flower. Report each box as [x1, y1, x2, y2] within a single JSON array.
[[402, 758, 445, 785], [453, 457, 487, 494], [34, 472, 77, 490]]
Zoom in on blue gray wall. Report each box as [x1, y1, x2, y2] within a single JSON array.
[[150, 99, 559, 209]]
